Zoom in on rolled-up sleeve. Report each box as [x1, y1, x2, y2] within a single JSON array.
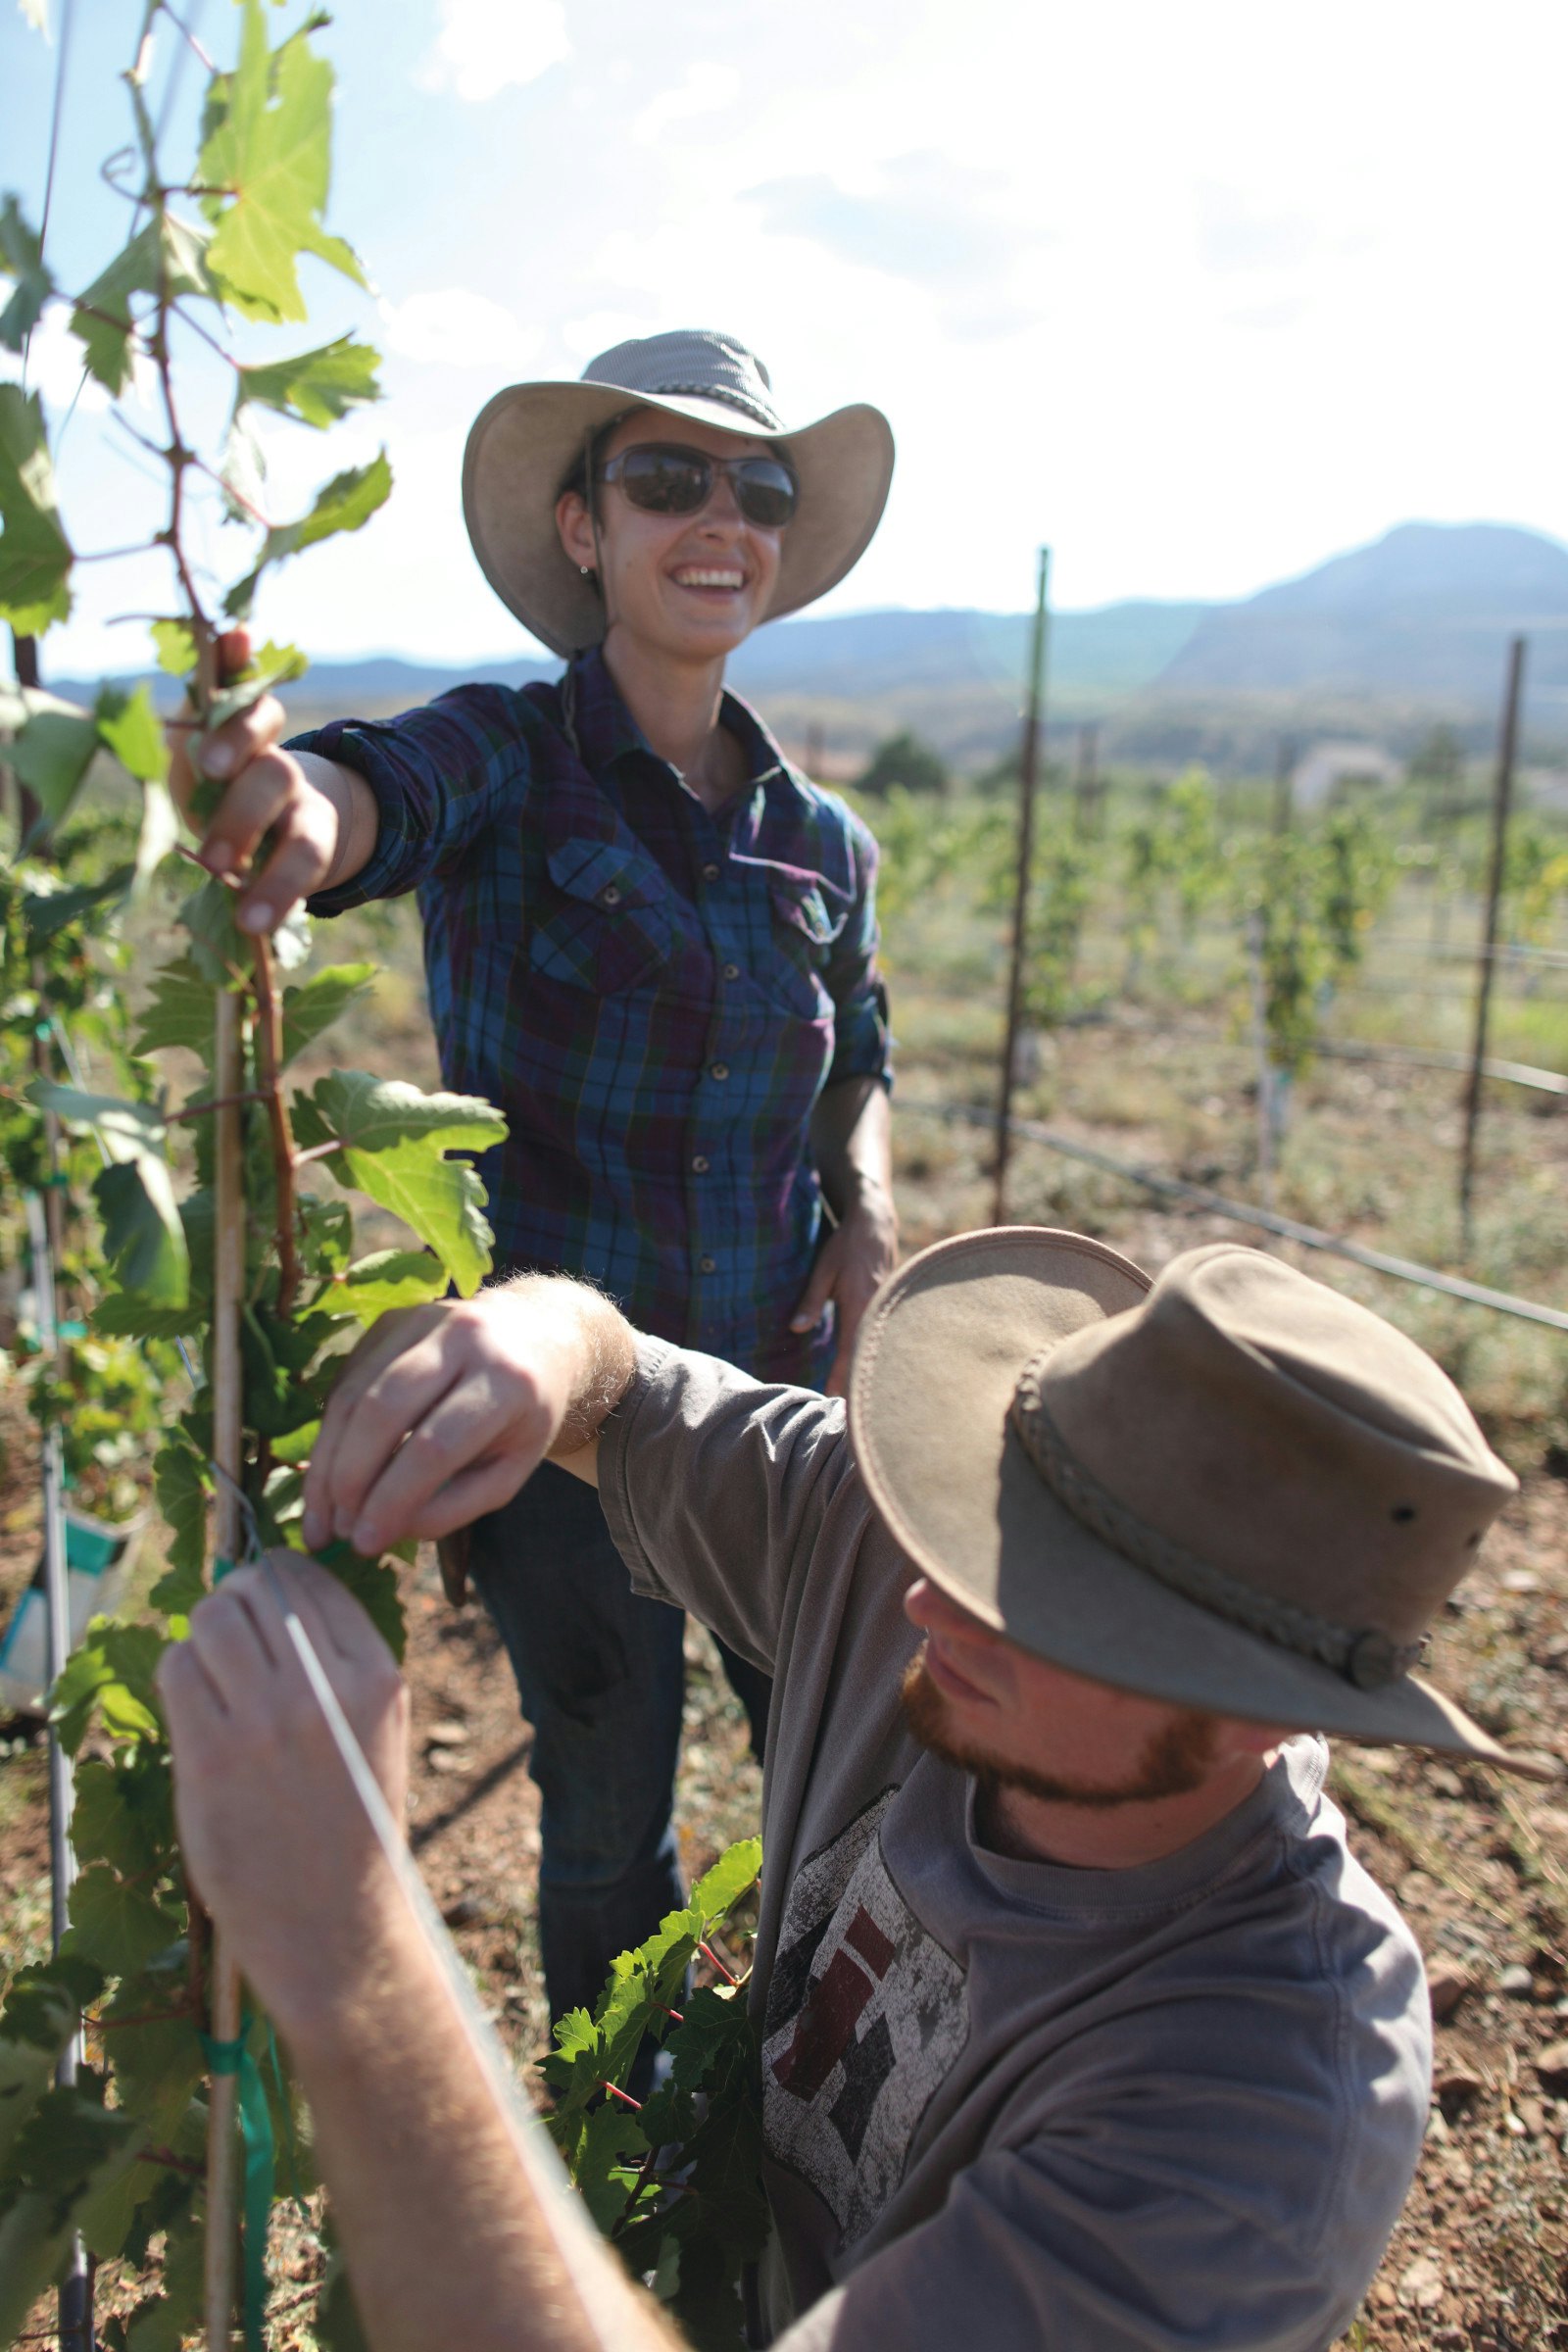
[[823, 811, 893, 1092], [597, 1337, 857, 1672], [294, 684, 538, 913]]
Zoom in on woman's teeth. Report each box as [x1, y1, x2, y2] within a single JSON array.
[[673, 567, 744, 588]]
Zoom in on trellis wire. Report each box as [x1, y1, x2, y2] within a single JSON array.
[[911, 1101, 1568, 1334]]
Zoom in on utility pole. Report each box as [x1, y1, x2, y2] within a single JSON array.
[[993, 547, 1051, 1225]]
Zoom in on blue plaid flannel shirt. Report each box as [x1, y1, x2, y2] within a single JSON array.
[[299, 648, 891, 1382]]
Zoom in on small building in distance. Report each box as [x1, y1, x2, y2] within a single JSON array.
[[1291, 739, 1400, 810]]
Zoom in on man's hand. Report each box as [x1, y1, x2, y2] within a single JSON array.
[[156, 1553, 409, 2042], [167, 623, 376, 933], [790, 1180, 899, 1397], [301, 1282, 637, 1558]]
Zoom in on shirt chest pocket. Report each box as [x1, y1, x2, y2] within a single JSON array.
[[766, 877, 849, 1019], [528, 838, 675, 996]]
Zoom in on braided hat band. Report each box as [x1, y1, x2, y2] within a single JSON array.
[[1008, 1354, 1426, 1693]]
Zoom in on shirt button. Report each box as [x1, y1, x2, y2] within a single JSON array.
[[722, 961, 740, 981], [691, 1153, 710, 1173], [599, 883, 622, 906], [702, 861, 721, 882], [699, 1254, 716, 1274], [710, 1060, 730, 1082]]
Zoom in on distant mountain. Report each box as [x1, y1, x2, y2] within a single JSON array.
[[31, 521, 1568, 773], [727, 601, 1210, 704], [1156, 522, 1568, 701]]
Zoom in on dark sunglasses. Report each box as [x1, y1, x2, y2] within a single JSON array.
[[599, 441, 798, 529]]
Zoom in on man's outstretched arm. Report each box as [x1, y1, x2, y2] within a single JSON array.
[[300, 1275, 637, 1557], [158, 1554, 677, 2352]]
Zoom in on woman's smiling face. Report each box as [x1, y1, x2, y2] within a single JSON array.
[[555, 408, 786, 664]]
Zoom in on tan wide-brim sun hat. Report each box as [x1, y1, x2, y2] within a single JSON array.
[[849, 1227, 1556, 1781], [463, 328, 895, 659]]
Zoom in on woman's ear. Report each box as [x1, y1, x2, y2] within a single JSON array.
[[556, 490, 596, 572]]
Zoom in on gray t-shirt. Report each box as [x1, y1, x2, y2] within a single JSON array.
[[598, 1341, 1431, 2352]]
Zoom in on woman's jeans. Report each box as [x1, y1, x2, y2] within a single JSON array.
[[468, 1459, 771, 2029]]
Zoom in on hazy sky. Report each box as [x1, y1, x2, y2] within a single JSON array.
[[4, 0, 1565, 677]]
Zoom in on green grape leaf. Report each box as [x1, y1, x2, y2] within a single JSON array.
[[50, 1619, 166, 1752], [0, 1954, 102, 2064], [22, 866, 135, 943], [5, 702, 100, 838], [65, 1870, 182, 1979], [297, 1192, 355, 1280], [666, 1984, 752, 2098], [130, 2209, 207, 2349], [0, 194, 53, 352], [308, 1069, 509, 1155], [202, 638, 310, 734], [147, 1436, 208, 1614], [94, 682, 168, 785], [339, 1141, 495, 1298], [150, 617, 196, 678], [69, 1752, 173, 1880], [0, 1984, 77, 2171], [90, 1295, 193, 1343], [94, 1156, 189, 1308], [133, 957, 216, 1057], [572, 2101, 648, 2235], [223, 451, 392, 620], [237, 334, 382, 427], [279, 961, 377, 1064], [0, 2085, 140, 2343], [98, 1996, 204, 2141], [31, 1084, 165, 1158], [240, 1302, 325, 1439], [70, 215, 212, 395], [327, 1248, 449, 1324], [270, 1417, 319, 1465], [0, 383, 72, 632], [199, 0, 368, 324], [314, 1544, 406, 1664], [180, 875, 250, 986], [691, 1838, 762, 1935]]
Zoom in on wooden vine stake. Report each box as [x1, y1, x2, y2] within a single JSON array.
[[1457, 636, 1526, 1250], [993, 545, 1052, 1224], [206, 976, 246, 2342]]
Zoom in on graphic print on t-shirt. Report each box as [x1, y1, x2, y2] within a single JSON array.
[[761, 1789, 969, 2248]]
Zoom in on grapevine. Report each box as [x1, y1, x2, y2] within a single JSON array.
[[0, 7, 512, 2343]]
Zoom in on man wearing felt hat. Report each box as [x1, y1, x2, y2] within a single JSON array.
[[172, 330, 901, 2050], [161, 1230, 1557, 2352]]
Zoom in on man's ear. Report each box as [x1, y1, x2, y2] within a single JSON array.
[[556, 490, 595, 570]]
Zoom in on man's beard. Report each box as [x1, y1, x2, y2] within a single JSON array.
[[900, 1652, 1217, 1811]]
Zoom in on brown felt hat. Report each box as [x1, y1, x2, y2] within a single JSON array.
[[463, 328, 894, 659], [849, 1229, 1555, 1779]]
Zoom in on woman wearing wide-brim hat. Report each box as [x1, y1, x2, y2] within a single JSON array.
[[174, 328, 899, 2052]]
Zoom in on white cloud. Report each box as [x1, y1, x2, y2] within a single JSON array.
[[416, 0, 570, 103], [633, 62, 741, 146], [378, 289, 540, 372]]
